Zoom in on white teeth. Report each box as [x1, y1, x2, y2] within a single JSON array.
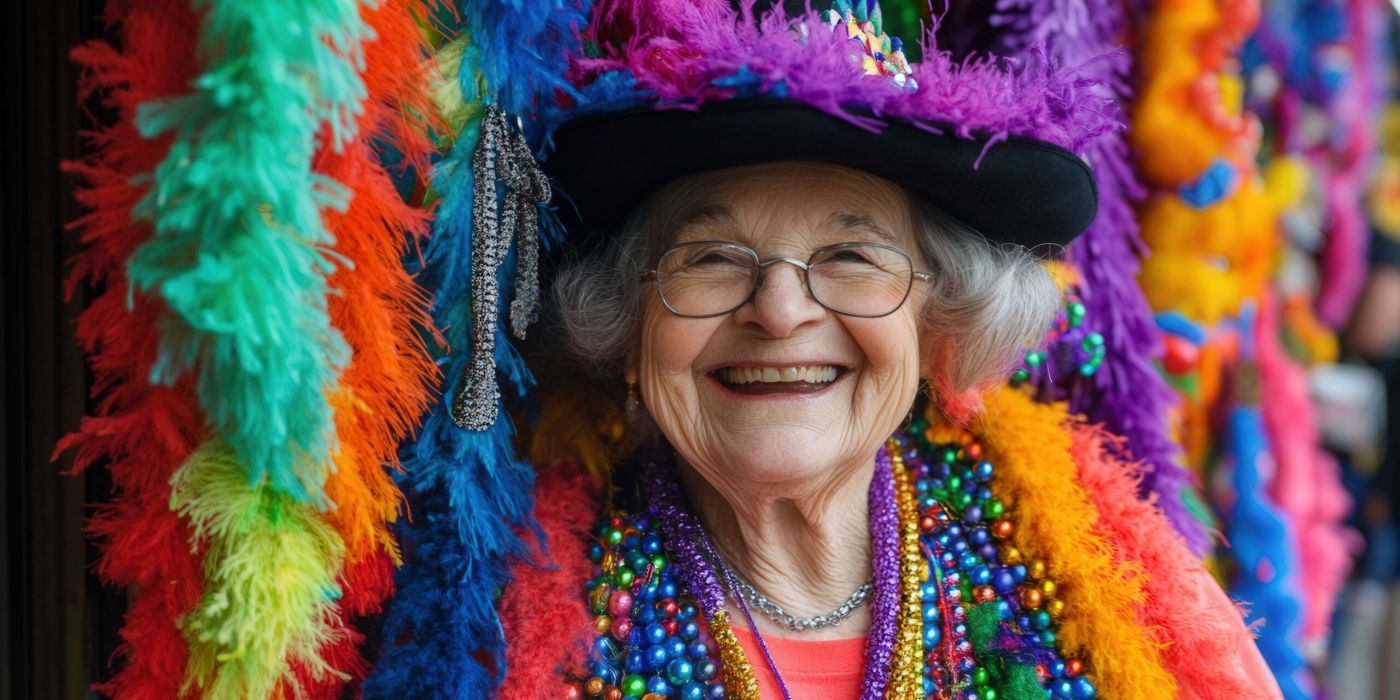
[[720, 365, 840, 385]]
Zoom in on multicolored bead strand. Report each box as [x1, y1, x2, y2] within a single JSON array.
[[1011, 290, 1107, 387], [577, 510, 728, 700], [574, 433, 1097, 699], [887, 443, 927, 698], [643, 446, 759, 699], [902, 416, 1099, 700], [923, 554, 976, 698]]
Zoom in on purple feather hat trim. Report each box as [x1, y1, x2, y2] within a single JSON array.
[[552, 0, 1117, 158]]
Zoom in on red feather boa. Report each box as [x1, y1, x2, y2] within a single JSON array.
[[59, 1, 206, 696], [498, 467, 602, 699]]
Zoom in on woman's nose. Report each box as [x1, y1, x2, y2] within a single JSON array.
[[730, 262, 827, 338]]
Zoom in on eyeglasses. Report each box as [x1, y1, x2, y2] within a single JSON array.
[[640, 240, 934, 318]]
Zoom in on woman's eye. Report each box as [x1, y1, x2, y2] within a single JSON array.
[[826, 250, 875, 264], [687, 249, 748, 266]]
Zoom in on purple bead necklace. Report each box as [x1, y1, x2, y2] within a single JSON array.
[[640, 442, 902, 699], [698, 529, 794, 700], [862, 443, 902, 700]]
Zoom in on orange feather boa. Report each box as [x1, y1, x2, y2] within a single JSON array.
[[970, 389, 1177, 700]]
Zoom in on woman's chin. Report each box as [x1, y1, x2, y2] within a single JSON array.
[[695, 433, 868, 485]]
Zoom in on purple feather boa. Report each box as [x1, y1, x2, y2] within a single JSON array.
[[990, 0, 1210, 554], [545, 0, 1117, 157]]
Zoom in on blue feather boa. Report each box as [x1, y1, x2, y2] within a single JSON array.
[[1226, 310, 1311, 699]]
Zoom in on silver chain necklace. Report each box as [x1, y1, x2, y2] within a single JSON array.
[[733, 573, 874, 632]]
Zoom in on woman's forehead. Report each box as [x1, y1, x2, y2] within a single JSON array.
[[669, 204, 905, 247], [656, 164, 914, 248]]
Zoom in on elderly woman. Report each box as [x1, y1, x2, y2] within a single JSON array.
[[463, 1, 1282, 699], [546, 160, 1056, 692], [517, 159, 1281, 698], [557, 158, 1049, 637]]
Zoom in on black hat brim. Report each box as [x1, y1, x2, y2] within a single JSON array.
[[545, 97, 1098, 252]]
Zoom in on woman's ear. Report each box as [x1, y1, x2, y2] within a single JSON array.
[[917, 327, 939, 381], [918, 332, 984, 426]]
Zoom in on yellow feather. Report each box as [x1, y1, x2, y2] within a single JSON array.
[[171, 440, 348, 699]]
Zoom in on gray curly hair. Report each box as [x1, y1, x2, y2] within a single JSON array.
[[549, 165, 1059, 408]]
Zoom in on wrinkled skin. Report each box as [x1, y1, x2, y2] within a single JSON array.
[[633, 162, 933, 631]]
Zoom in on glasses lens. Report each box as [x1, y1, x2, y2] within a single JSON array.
[[656, 242, 758, 316], [808, 243, 915, 316]]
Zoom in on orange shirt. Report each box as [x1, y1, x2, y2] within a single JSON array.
[[731, 626, 866, 700], [729, 571, 1285, 700]]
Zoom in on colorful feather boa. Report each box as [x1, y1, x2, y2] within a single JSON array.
[[1255, 294, 1357, 644], [285, 1, 441, 694], [126, 0, 368, 504], [59, 1, 206, 695], [167, 3, 335, 692], [1224, 396, 1310, 699], [319, 0, 438, 571], [498, 466, 603, 699], [1313, 0, 1385, 327], [151, 0, 442, 692], [989, 0, 1208, 556], [64, 0, 441, 695], [364, 0, 594, 692], [170, 441, 348, 699], [968, 388, 1177, 700], [1069, 421, 1265, 699]]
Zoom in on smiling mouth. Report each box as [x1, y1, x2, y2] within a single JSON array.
[[713, 364, 846, 395]]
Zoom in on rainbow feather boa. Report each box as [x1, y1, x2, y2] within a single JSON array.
[[64, 0, 438, 695]]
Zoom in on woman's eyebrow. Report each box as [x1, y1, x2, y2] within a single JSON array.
[[823, 211, 899, 244], [672, 205, 739, 238]]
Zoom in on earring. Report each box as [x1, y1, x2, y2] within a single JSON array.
[[624, 371, 641, 420]]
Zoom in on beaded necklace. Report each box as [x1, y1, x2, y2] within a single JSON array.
[[568, 429, 1100, 700]]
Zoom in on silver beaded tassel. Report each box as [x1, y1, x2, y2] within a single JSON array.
[[509, 118, 548, 339], [451, 107, 551, 431]]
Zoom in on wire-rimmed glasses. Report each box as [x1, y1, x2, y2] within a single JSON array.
[[639, 240, 933, 318]]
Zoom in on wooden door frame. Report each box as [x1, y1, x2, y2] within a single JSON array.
[[3, 1, 120, 698]]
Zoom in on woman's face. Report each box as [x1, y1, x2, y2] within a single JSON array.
[[637, 162, 931, 496]]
